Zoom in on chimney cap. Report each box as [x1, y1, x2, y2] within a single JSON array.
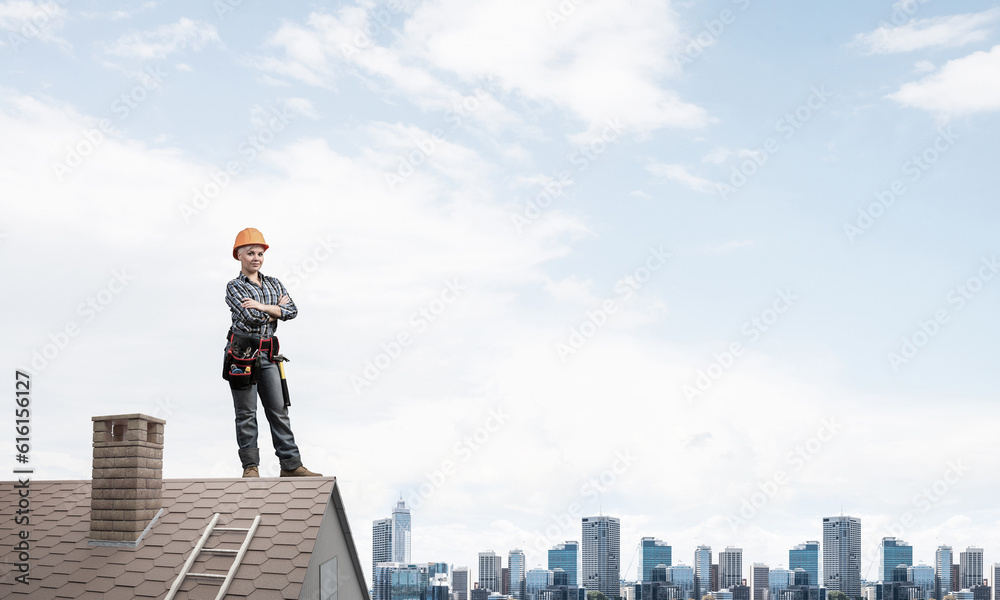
[[92, 413, 166, 424]]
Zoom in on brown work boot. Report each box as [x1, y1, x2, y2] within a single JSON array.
[[280, 465, 322, 477], [242, 466, 259, 478]]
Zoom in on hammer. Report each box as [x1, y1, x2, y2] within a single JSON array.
[[271, 354, 292, 407]]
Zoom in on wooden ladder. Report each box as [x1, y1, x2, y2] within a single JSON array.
[[164, 512, 262, 600]]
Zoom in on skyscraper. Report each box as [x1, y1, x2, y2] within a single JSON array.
[[527, 568, 555, 600], [392, 499, 412, 563], [667, 564, 695, 599], [880, 538, 913, 583], [823, 515, 861, 598], [549, 542, 580, 586], [908, 563, 935, 599], [752, 564, 770, 600], [992, 564, 1000, 600], [480, 551, 502, 593], [641, 538, 673, 582], [720, 547, 743, 589], [582, 515, 620, 598], [694, 545, 712, 597], [937, 547, 954, 600], [769, 568, 793, 600], [453, 567, 470, 600], [789, 542, 820, 587], [373, 517, 394, 589], [960, 548, 984, 591], [510, 549, 527, 600]]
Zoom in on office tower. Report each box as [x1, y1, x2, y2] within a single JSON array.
[[790, 542, 820, 587], [480, 551, 502, 593], [374, 518, 394, 587], [393, 499, 412, 563], [528, 569, 555, 600], [582, 516, 621, 598], [713, 564, 720, 593], [753, 563, 770, 600], [510, 550, 527, 600], [375, 563, 422, 600], [667, 564, 695, 599], [960, 548, 985, 591], [642, 538, 673, 582], [993, 564, 1000, 600], [504, 568, 510, 595], [553, 569, 569, 587], [769, 568, 793, 600], [454, 567, 470, 600], [954, 566, 961, 593], [550, 542, 580, 586], [694, 546, 712, 597], [720, 548, 744, 589], [908, 564, 935, 599], [823, 515, 862, 598], [880, 538, 913, 583], [936, 547, 954, 600]]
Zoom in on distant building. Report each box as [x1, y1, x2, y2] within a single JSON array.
[[393, 500, 412, 563], [642, 538, 673, 582], [375, 562, 422, 600], [880, 538, 913, 583], [454, 567, 470, 600], [374, 517, 394, 587], [823, 515, 862, 598], [790, 542, 820, 587], [510, 550, 527, 600], [666, 564, 695, 599], [694, 546, 712, 598], [720, 548, 744, 590], [753, 563, 770, 600], [480, 551, 503, 593], [582, 516, 621, 598], [960, 548, 984, 591], [907, 564, 934, 599], [770, 568, 793, 600], [550, 542, 580, 587], [936, 546, 954, 600], [527, 568, 555, 600]]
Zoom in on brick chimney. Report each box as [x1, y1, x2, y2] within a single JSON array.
[[89, 414, 164, 545]]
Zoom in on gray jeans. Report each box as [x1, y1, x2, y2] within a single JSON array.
[[230, 351, 302, 471]]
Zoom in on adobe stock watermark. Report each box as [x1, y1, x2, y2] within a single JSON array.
[[512, 117, 623, 233], [877, 0, 932, 28], [385, 76, 500, 191], [843, 127, 958, 242], [528, 449, 638, 556], [683, 289, 798, 402], [863, 458, 969, 564], [887, 255, 997, 371], [350, 279, 467, 393], [178, 102, 297, 221], [339, 0, 407, 56], [3, 0, 70, 54], [674, 0, 753, 67], [716, 85, 832, 201], [282, 235, 338, 292], [51, 65, 168, 182], [22, 269, 134, 374], [404, 406, 508, 509], [556, 246, 670, 362], [728, 417, 841, 531]]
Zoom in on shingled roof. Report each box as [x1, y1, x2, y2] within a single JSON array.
[[0, 414, 369, 600]]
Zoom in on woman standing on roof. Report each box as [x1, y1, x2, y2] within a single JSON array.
[[224, 227, 321, 478]]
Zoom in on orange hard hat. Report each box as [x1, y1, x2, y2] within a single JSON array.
[[233, 228, 269, 259]]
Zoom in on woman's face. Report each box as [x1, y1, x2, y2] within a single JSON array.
[[238, 245, 265, 274]]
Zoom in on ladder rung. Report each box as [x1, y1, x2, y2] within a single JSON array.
[[214, 527, 251, 532], [202, 548, 239, 554], [188, 572, 227, 579]]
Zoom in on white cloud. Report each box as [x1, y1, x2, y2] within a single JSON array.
[[0, 0, 70, 50], [889, 44, 1000, 115], [255, 0, 709, 140], [105, 17, 221, 60], [853, 8, 1000, 54], [646, 162, 715, 194], [702, 147, 732, 164]]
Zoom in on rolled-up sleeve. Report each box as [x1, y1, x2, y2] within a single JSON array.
[[275, 279, 298, 321], [226, 279, 270, 326]]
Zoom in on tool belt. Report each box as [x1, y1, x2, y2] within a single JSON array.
[[222, 331, 280, 390]]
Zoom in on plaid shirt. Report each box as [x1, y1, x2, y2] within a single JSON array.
[[225, 272, 298, 338]]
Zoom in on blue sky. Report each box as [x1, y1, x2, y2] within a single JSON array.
[[3, 0, 1000, 589]]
